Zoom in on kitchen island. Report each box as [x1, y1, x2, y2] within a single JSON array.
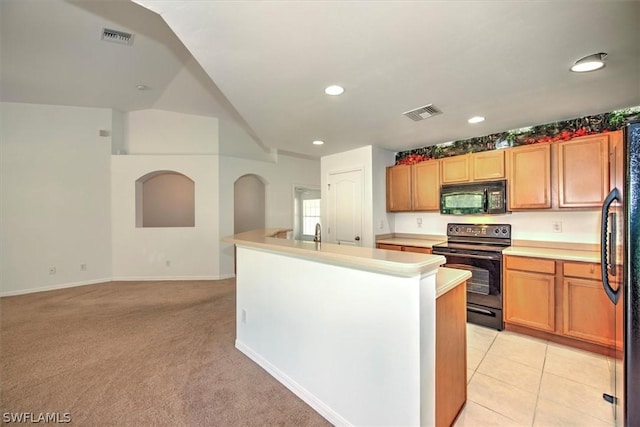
[[224, 230, 470, 426]]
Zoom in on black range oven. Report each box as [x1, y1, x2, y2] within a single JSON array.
[[432, 223, 511, 330]]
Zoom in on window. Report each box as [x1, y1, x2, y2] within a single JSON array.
[[302, 199, 321, 236]]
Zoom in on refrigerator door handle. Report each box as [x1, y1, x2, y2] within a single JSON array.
[[609, 211, 617, 276], [600, 187, 621, 304]]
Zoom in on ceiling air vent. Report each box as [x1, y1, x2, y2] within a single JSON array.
[[101, 28, 134, 46], [403, 104, 443, 121]]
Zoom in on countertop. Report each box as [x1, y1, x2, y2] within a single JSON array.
[[224, 229, 446, 277], [376, 237, 445, 248], [436, 267, 471, 298], [377, 234, 601, 263], [503, 246, 600, 263]]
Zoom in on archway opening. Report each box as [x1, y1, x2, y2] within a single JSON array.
[[234, 174, 266, 234], [135, 170, 195, 228]]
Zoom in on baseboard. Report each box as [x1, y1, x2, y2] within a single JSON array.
[[1, 275, 236, 297], [110, 275, 228, 281], [235, 340, 352, 427], [0, 278, 111, 297]]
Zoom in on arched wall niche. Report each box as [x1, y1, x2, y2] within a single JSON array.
[[234, 174, 266, 234], [135, 170, 195, 228]]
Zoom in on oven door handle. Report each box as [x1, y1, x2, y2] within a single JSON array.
[[467, 306, 496, 316], [434, 252, 498, 261]]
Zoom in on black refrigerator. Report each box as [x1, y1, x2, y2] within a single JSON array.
[[601, 117, 640, 426]]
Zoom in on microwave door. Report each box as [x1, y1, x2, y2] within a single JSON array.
[[441, 192, 484, 215]]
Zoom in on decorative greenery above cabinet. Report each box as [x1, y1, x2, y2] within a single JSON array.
[[395, 106, 639, 165]]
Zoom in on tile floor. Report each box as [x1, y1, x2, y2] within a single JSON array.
[[454, 323, 617, 426]]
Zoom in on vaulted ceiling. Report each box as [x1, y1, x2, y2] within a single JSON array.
[[2, 0, 639, 157]]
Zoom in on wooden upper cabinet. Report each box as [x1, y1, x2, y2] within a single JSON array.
[[507, 144, 551, 210], [412, 160, 440, 211], [472, 150, 505, 181], [386, 165, 412, 211], [441, 151, 504, 184], [557, 134, 610, 208], [609, 130, 624, 192], [441, 155, 470, 184]]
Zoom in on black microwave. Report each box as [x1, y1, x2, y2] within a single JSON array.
[[440, 180, 508, 215]]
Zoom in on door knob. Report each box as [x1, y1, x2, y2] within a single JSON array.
[[355, 236, 360, 241]]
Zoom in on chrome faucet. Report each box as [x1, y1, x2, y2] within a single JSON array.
[[313, 222, 321, 243]]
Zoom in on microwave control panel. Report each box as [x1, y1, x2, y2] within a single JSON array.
[[488, 190, 504, 209]]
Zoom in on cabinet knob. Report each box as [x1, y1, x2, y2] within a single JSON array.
[[355, 236, 360, 241]]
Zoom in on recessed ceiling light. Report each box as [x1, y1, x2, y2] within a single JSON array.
[[324, 85, 344, 96], [468, 116, 485, 124], [312, 140, 325, 145], [136, 84, 149, 91], [570, 53, 607, 73]]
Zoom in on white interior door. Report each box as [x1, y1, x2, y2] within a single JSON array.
[[327, 169, 363, 245]]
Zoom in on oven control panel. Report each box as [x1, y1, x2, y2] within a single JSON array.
[[446, 223, 511, 239]]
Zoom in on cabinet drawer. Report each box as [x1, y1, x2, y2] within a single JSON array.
[[402, 246, 432, 254], [505, 256, 555, 274], [377, 243, 402, 251], [563, 262, 601, 280]]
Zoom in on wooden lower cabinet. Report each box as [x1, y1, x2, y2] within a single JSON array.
[[504, 268, 555, 332], [563, 277, 616, 346], [376, 243, 432, 254], [436, 280, 467, 427], [504, 255, 619, 354], [563, 261, 619, 348]]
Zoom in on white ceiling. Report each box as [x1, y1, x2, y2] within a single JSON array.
[[2, 1, 639, 158]]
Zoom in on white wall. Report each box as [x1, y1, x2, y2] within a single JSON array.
[[219, 153, 321, 277], [372, 146, 396, 235], [321, 146, 374, 247], [111, 110, 125, 155], [110, 109, 224, 279], [111, 155, 221, 279], [124, 109, 219, 154], [235, 246, 433, 426], [0, 103, 112, 295], [151, 56, 277, 163], [393, 210, 601, 244]]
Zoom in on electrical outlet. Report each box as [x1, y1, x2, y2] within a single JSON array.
[[80, 263, 87, 271], [48, 267, 56, 275], [416, 217, 423, 228], [552, 221, 562, 233], [241, 309, 247, 323], [165, 260, 171, 267], [379, 220, 385, 229]]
